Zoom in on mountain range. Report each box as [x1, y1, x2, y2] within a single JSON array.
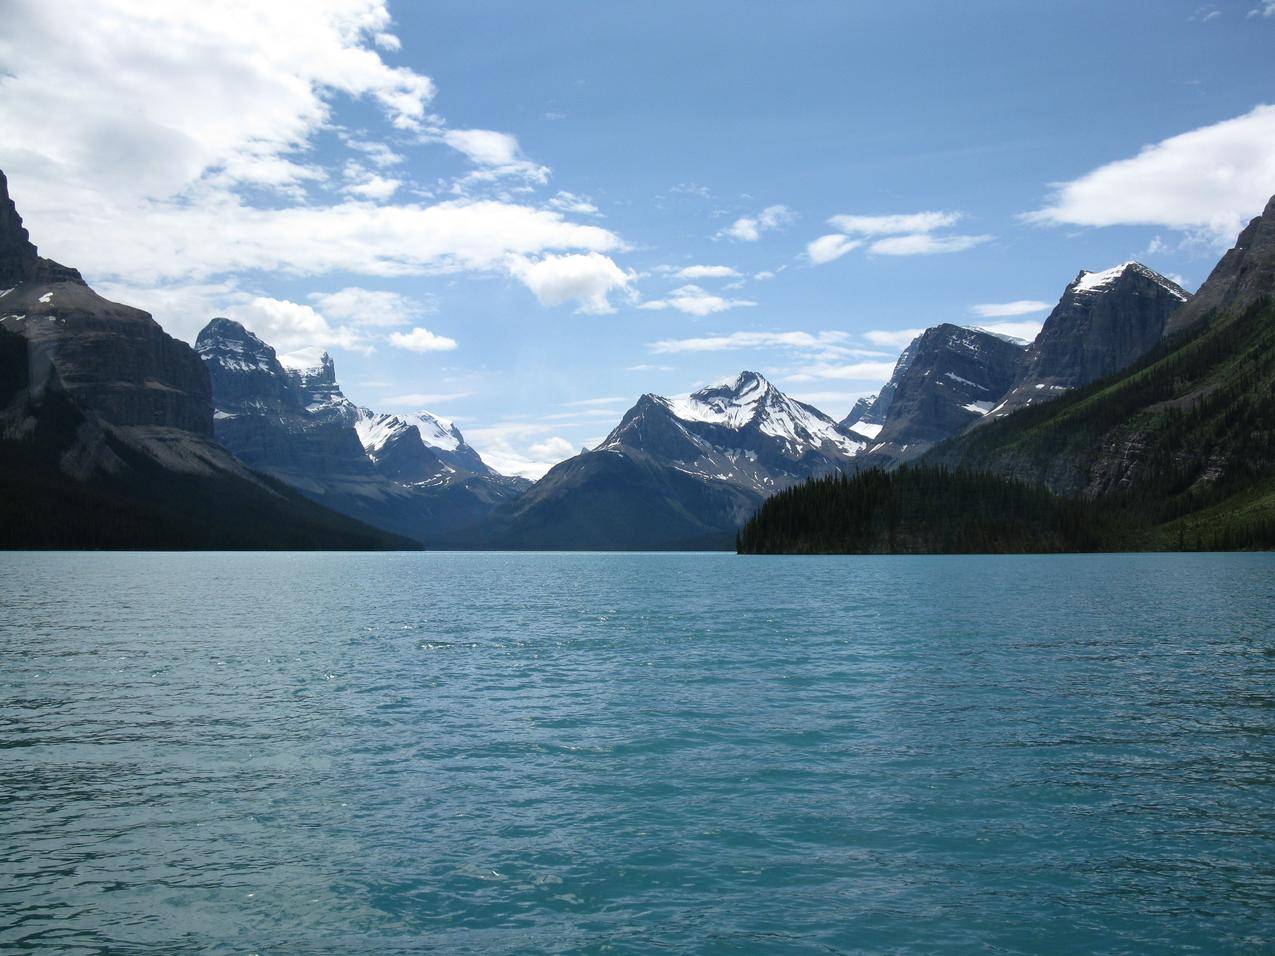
[[743, 193, 1275, 553], [3, 160, 1271, 552], [0, 171, 412, 549]]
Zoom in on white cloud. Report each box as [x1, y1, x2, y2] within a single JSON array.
[[463, 422, 576, 479], [863, 328, 925, 348], [560, 396, 628, 407], [343, 163, 402, 200], [388, 326, 458, 352], [753, 270, 776, 281], [548, 191, 600, 215], [380, 391, 473, 406], [227, 295, 370, 353], [827, 211, 961, 235], [1248, 2, 1275, 15], [674, 264, 742, 280], [529, 436, 577, 460], [806, 234, 863, 265], [970, 320, 1043, 343], [810, 210, 986, 262], [0, 0, 433, 209], [627, 363, 674, 372], [868, 233, 993, 255], [509, 252, 632, 314], [0, 0, 626, 312], [343, 137, 404, 168], [307, 287, 432, 327], [94, 279, 244, 343], [970, 300, 1052, 318], [718, 204, 795, 241], [442, 128, 549, 184], [639, 285, 756, 317], [39, 198, 624, 287], [649, 330, 880, 356], [1025, 105, 1275, 242], [784, 361, 900, 383]]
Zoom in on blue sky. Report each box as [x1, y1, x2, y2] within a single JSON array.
[[2, 0, 1274, 474]]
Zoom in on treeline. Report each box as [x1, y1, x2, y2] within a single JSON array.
[[736, 467, 1107, 554]]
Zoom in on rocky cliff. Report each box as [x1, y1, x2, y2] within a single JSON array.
[[985, 262, 1188, 421]]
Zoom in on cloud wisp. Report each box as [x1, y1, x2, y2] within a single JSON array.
[[807, 209, 991, 264]]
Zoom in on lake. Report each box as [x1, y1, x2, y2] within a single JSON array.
[[2, 552, 1273, 953]]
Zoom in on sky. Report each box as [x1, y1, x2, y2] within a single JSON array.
[[2, 0, 1274, 477]]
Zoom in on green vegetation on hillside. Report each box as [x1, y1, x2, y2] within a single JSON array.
[[916, 298, 1275, 552], [736, 467, 1106, 554]]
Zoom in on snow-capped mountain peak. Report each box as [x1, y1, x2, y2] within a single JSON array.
[[410, 409, 463, 452], [635, 370, 864, 458], [1071, 261, 1189, 301]]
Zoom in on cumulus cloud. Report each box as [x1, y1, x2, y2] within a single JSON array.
[[718, 205, 795, 241], [36, 198, 623, 287], [674, 264, 742, 280], [806, 234, 863, 265], [1025, 105, 1275, 242], [0, 0, 627, 320], [529, 436, 577, 460], [227, 296, 371, 353], [639, 285, 756, 317], [509, 252, 632, 314], [462, 422, 577, 479], [308, 287, 433, 327], [970, 300, 1052, 318], [388, 327, 458, 352], [867, 233, 993, 255], [0, 0, 433, 209]]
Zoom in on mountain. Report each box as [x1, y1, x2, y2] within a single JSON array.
[[920, 193, 1275, 549], [197, 318, 527, 542], [474, 371, 866, 549], [839, 393, 881, 440], [354, 407, 511, 484], [984, 262, 1188, 421], [852, 325, 1025, 466], [0, 171, 413, 550]]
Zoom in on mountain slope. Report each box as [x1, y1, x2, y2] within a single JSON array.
[[475, 372, 865, 549], [852, 325, 1025, 466], [197, 318, 527, 542], [0, 169, 411, 550], [984, 262, 1188, 421], [924, 194, 1275, 548]]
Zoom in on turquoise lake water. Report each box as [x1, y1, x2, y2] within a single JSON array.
[[1, 551, 1273, 953]]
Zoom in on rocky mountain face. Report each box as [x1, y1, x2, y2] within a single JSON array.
[[985, 262, 1188, 421], [355, 407, 506, 484], [196, 319, 381, 495], [852, 325, 1025, 466], [475, 372, 866, 549], [0, 172, 212, 441], [925, 192, 1275, 544], [1164, 195, 1275, 337], [197, 318, 527, 541], [0, 171, 411, 549]]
